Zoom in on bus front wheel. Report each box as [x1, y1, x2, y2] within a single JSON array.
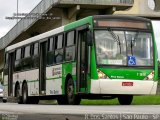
[[57, 78, 81, 105], [66, 78, 81, 105], [118, 95, 133, 105]]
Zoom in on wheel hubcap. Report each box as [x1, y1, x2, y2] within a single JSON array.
[[23, 86, 27, 103], [67, 84, 74, 101]]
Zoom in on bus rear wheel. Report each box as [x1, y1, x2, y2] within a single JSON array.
[[118, 95, 133, 105], [22, 83, 29, 104], [2, 99, 7, 103], [16, 86, 23, 104]]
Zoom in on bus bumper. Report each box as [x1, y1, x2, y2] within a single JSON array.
[[90, 79, 158, 95]]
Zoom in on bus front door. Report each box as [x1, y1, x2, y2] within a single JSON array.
[[8, 52, 14, 96], [39, 41, 47, 95], [77, 29, 88, 93]]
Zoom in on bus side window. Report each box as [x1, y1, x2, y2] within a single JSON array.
[[14, 48, 22, 72], [65, 31, 76, 61], [21, 45, 32, 70], [47, 37, 55, 65], [54, 34, 64, 64], [32, 43, 39, 68], [24, 45, 31, 58]]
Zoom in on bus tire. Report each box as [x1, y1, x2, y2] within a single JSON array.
[[22, 82, 29, 104], [118, 95, 133, 105], [66, 78, 81, 105], [2, 98, 7, 103], [15, 86, 23, 104]]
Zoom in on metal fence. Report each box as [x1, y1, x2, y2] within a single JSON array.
[[0, 0, 133, 50]]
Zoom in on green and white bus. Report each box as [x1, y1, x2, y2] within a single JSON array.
[[3, 15, 158, 105]]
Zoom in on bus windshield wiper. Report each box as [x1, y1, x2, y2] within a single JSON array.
[[107, 28, 121, 54]]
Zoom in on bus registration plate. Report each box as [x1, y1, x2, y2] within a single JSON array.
[[122, 82, 133, 86]]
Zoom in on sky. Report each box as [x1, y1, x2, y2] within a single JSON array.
[[0, 0, 160, 58], [0, 0, 41, 38]]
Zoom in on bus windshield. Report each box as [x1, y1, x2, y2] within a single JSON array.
[[95, 30, 153, 66]]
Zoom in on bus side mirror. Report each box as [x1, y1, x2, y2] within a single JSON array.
[[87, 31, 93, 46]]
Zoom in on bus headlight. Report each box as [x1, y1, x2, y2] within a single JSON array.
[[97, 69, 109, 79], [145, 71, 154, 80]]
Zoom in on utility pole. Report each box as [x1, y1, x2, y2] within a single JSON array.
[[17, 0, 19, 23]]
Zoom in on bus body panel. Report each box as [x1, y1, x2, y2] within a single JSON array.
[[99, 68, 154, 80], [64, 16, 93, 31], [26, 69, 39, 96], [3, 75, 8, 97], [6, 26, 65, 52], [90, 79, 157, 95], [13, 69, 39, 97], [62, 62, 77, 94], [152, 26, 159, 80], [46, 65, 62, 96]]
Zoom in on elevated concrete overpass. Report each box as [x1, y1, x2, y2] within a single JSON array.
[[0, 0, 134, 78], [0, 0, 160, 82], [0, 0, 133, 49], [114, 0, 160, 19]]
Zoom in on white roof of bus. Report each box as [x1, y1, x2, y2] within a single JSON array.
[[6, 26, 64, 52]]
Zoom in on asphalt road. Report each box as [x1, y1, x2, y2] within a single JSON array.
[[0, 103, 160, 120]]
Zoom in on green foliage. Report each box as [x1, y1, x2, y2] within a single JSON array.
[[81, 96, 160, 105]]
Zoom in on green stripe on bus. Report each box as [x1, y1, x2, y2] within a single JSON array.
[[64, 16, 93, 31]]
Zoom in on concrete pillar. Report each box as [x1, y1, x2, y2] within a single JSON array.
[[68, 5, 80, 19], [154, 0, 160, 11], [61, 9, 69, 25], [61, 8, 77, 26]]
